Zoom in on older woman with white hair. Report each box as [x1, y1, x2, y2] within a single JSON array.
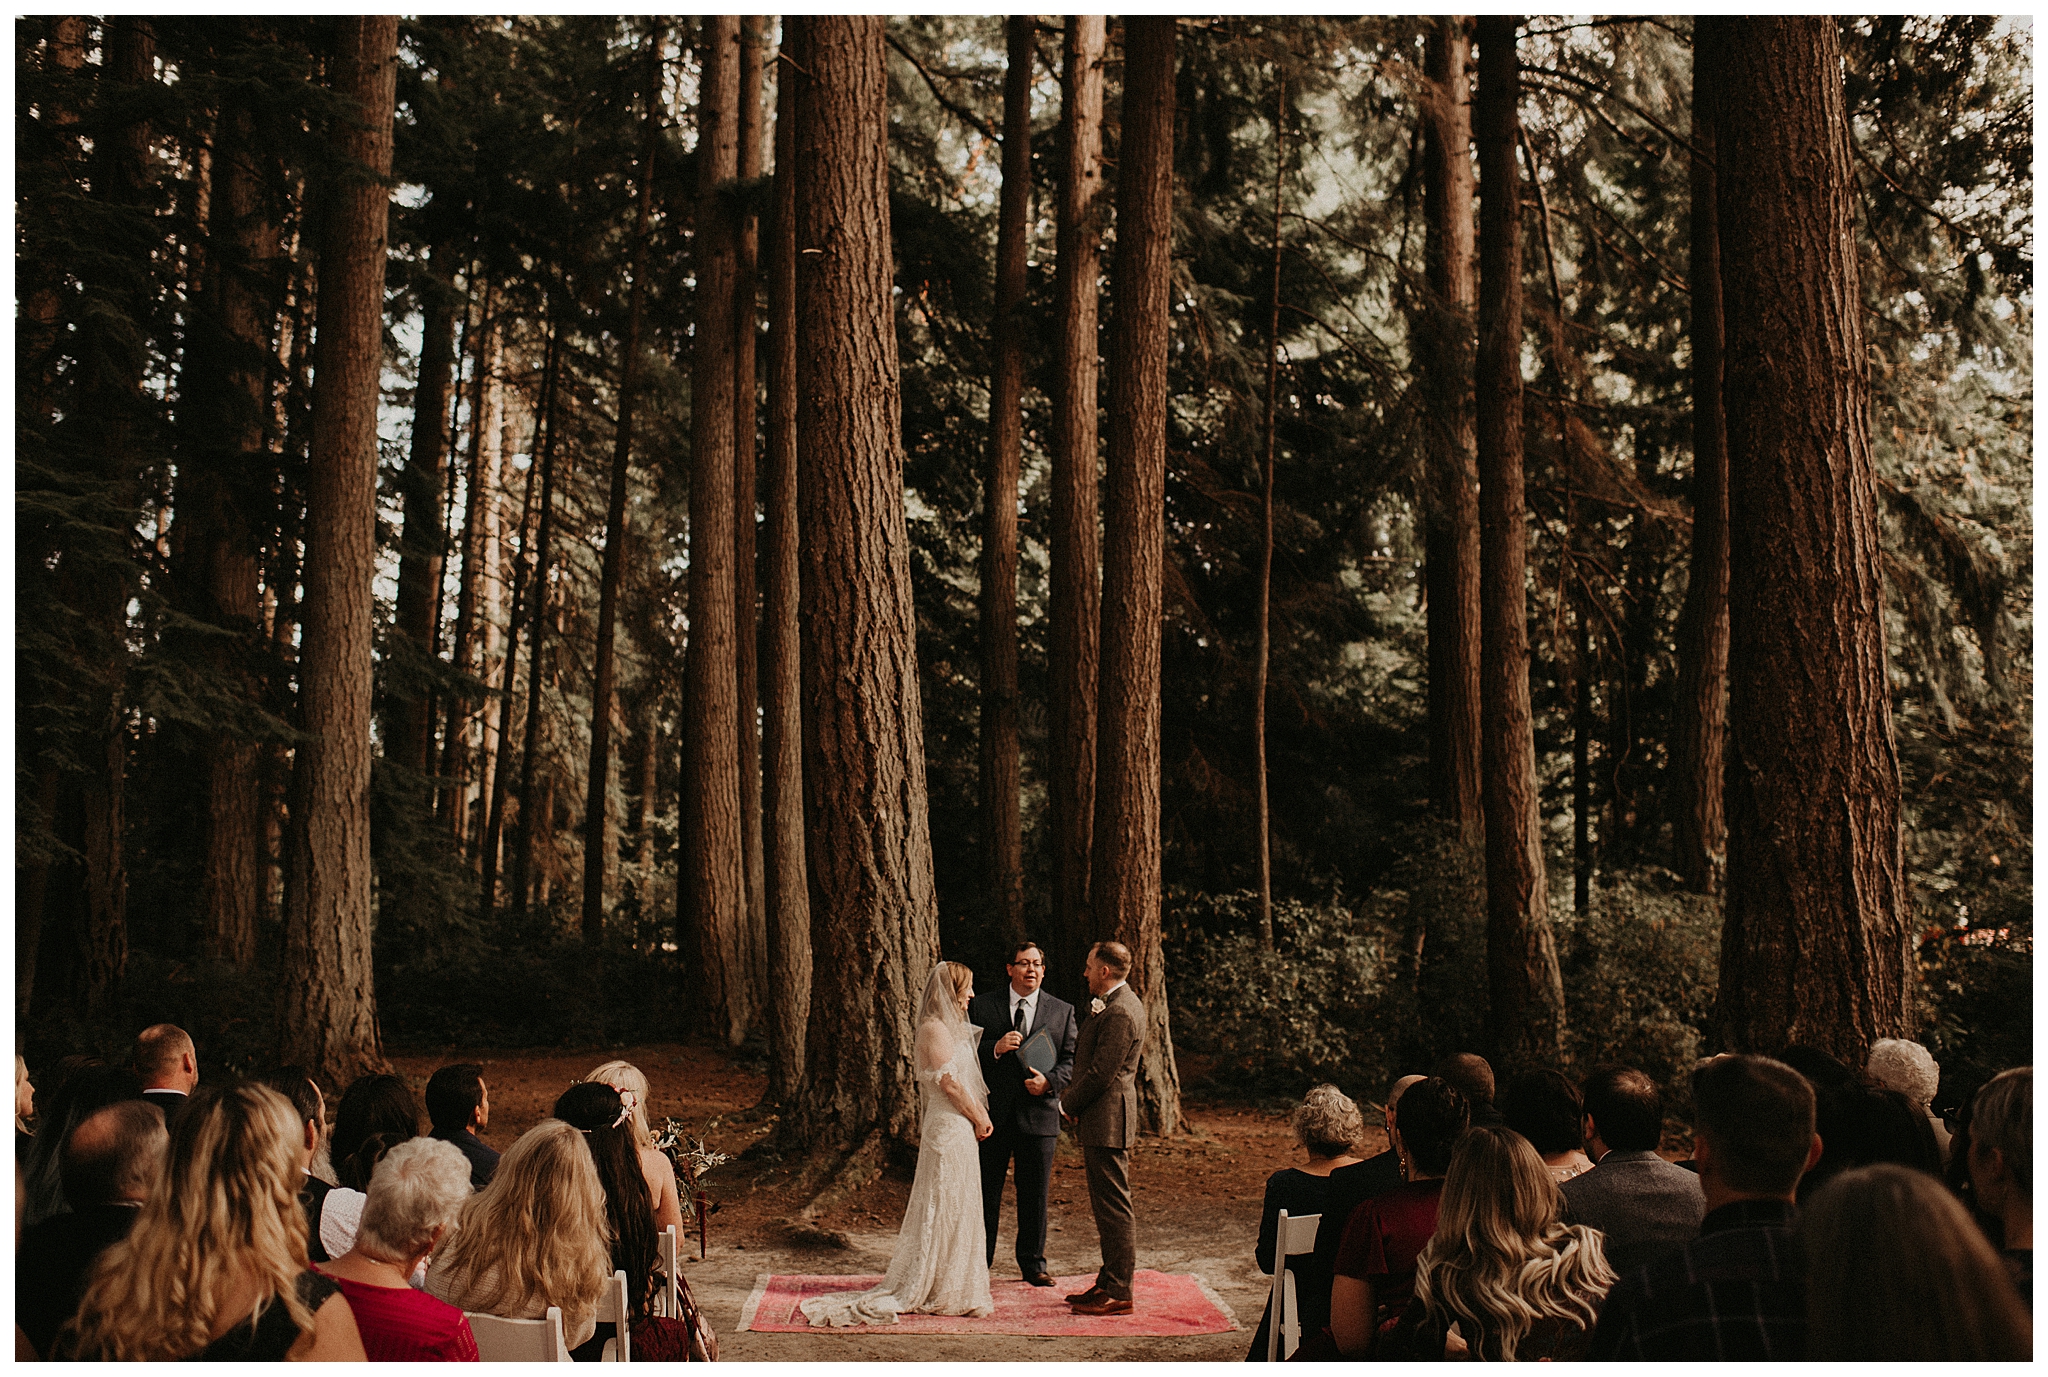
[[316, 1137, 480, 1361], [1247, 1084, 1370, 1359], [1866, 1038, 1950, 1160]]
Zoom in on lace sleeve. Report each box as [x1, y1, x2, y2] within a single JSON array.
[[915, 1019, 959, 1088]]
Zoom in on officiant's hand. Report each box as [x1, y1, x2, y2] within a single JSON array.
[[994, 1030, 1023, 1057], [1023, 1069, 1049, 1096]]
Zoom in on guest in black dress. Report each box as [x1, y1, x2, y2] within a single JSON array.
[[1246, 1085, 1368, 1360]]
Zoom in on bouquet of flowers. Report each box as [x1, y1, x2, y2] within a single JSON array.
[[651, 1117, 730, 1255]]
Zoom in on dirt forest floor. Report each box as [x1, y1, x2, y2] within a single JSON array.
[[390, 1041, 1387, 1362]]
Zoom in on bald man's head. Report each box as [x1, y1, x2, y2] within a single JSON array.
[[132, 1024, 197, 1093], [62, 1099, 168, 1207]]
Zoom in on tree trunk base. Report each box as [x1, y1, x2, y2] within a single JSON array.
[[791, 1128, 898, 1220]]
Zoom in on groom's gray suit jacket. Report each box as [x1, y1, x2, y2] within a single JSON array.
[[1065, 983, 1146, 1149]]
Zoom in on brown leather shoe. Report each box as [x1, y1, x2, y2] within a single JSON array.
[[1064, 1284, 1108, 1305], [1025, 1272, 1056, 1288], [1070, 1296, 1134, 1317]]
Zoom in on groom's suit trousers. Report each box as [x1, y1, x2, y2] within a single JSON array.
[[1082, 1145, 1135, 1300]]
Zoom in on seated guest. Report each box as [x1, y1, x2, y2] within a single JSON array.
[[21, 1061, 143, 1229], [425, 1120, 613, 1350], [132, 1023, 199, 1116], [1783, 1045, 1942, 1197], [60, 1082, 364, 1360], [582, 1060, 686, 1235], [1501, 1069, 1594, 1182], [322, 1072, 425, 1261], [1562, 1066, 1704, 1274], [1304, 1074, 1423, 1339], [1865, 1037, 1950, 1160], [16, 1056, 35, 1158], [1245, 1084, 1367, 1360], [257, 1067, 334, 1263], [17, 1100, 167, 1357], [1432, 1052, 1503, 1127], [316, 1138, 480, 1361], [1967, 1067, 2033, 1307], [1801, 1162, 2030, 1358], [553, 1082, 698, 1360], [426, 1063, 499, 1190], [1588, 1054, 1822, 1360], [1384, 1126, 1616, 1360], [1317, 1076, 1469, 1358]]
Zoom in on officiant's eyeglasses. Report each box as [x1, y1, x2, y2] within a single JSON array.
[[1009, 958, 1045, 969]]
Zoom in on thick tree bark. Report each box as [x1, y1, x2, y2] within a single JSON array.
[[734, 14, 771, 1021], [684, 14, 752, 1047], [760, 19, 813, 1108], [507, 345, 566, 926], [1669, 40, 1730, 897], [582, 37, 662, 945], [442, 305, 501, 849], [389, 247, 456, 775], [787, 15, 943, 1175], [1706, 17, 1908, 1062], [979, 16, 1032, 950], [1251, 71, 1285, 950], [1048, 15, 1106, 1002], [1473, 16, 1565, 1072], [1095, 17, 1185, 1136], [1418, 17, 1485, 849], [280, 15, 398, 1085]]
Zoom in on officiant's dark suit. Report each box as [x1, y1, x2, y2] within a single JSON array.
[[972, 943, 1077, 1285]]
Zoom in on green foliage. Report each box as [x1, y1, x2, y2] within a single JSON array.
[[378, 934, 690, 1051], [1554, 873, 1720, 1101]]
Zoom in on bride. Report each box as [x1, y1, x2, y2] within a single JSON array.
[[802, 961, 997, 1325]]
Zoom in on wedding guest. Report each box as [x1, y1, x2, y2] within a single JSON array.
[[132, 1023, 199, 1116], [1501, 1069, 1594, 1182], [1588, 1054, 1821, 1360], [316, 1137, 480, 1360], [1317, 1076, 1469, 1358], [1246, 1084, 1367, 1360], [59, 1082, 365, 1360], [1800, 1162, 2031, 1358], [1432, 1053, 1503, 1127], [1783, 1046, 1942, 1197], [1308, 1072, 1424, 1302], [553, 1082, 696, 1360], [425, 1063, 499, 1190], [16, 1056, 35, 1158], [17, 1099, 167, 1357], [22, 1061, 143, 1229], [425, 1120, 613, 1351], [322, 1073, 425, 1261], [582, 1059, 686, 1235], [258, 1068, 336, 1262], [1967, 1067, 2033, 1307], [1562, 1066, 1704, 1275], [1384, 1126, 1616, 1360], [1865, 1038, 1950, 1160]]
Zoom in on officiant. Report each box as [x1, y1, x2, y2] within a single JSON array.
[[972, 941, 1079, 1287]]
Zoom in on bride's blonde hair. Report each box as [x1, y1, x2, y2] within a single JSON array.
[[583, 1059, 653, 1149], [63, 1082, 312, 1360], [1412, 1126, 1616, 1359]]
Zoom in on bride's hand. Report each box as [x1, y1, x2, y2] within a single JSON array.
[[973, 1113, 994, 1140]]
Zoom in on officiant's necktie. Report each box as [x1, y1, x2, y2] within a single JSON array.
[[1013, 1001, 1027, 1036]]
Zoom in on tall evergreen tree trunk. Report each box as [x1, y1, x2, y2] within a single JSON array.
[[1419, 16, 1485, 849], [1473, 16, 1565, 1072], [390, 247, 456, 775], [443, 304, 501, 849], [683, 14, 752, 1047], [1251, 72, 1285, 951], [787, 15, 943, 1184], [582, 37, 662, 945], [181, 85, 276, 968], [1048, 14, 1106, 1003], [1706, 16, 1908, 1061], [734, 14, 771, 1018], [760, 19, 813, 1108], [280, 15, 398, 1084], [1572, 597, 1593, 915], [979, 16, 1032, 950], [1670, 40, 1730, 897], [507, 346, 566, 926], [1095, 17, 1184, 1136]]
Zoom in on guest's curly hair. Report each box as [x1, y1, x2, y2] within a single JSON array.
[[1292, 1085, 1364, 1158]]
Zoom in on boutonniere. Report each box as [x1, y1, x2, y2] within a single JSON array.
[[1090, 997, 1106, 1015]]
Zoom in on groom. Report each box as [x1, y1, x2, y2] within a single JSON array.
[[1061, 941, 1147, 1317], [971, 941, 1077, 1287]]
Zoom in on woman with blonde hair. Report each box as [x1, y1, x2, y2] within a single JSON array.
[[60, 1082, 365, 1361], [582, 1058, 686, 1235], [425, 1119, 614, 1349], [1387, 1125, 1616, 1361]]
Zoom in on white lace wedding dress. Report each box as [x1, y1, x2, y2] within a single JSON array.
[[801, 998, 995, 1326]]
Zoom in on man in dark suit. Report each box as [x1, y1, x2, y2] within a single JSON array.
[[18, 1099, 167, 1356], [1061, 941, 1148, 1317], [971, 941, 1077, 1287], [257, 1067, 336, 1262], [424, 1063, 500, 1189], [132, 1023, 197, 1117]]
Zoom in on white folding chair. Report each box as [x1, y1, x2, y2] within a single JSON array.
[[1266, 1209, 1322, 1362], [652, 1224, 681, 1320], [465, 1307, 572, 1363], [592, 1269, 632, 1362]]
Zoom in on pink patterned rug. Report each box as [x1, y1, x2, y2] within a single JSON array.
[[739, 1270, 1240, 1337]]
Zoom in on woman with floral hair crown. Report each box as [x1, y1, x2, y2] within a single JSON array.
[[582, 1059, 685, 1236]]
